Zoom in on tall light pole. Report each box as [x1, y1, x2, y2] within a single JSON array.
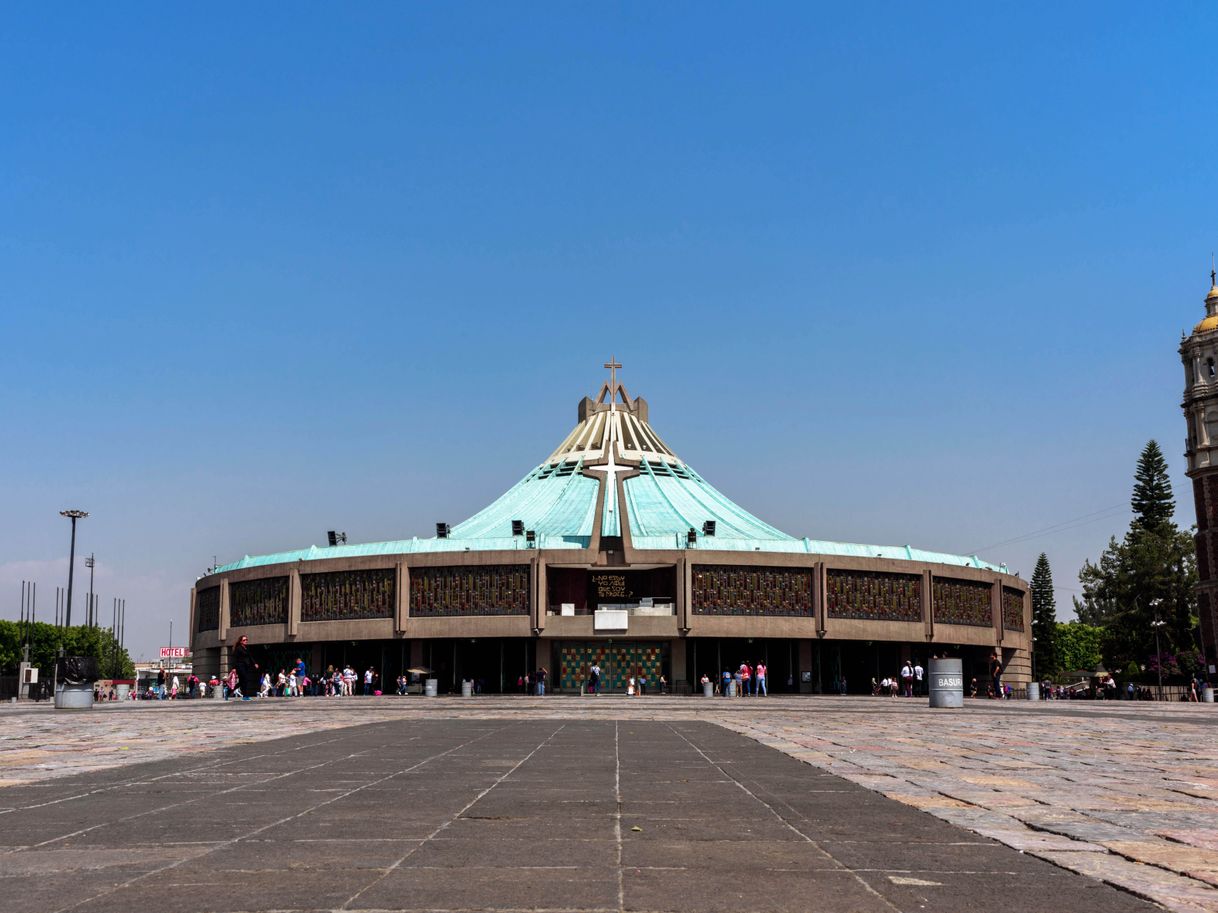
[[1150, 597, 1166, 702], [85, 554, 95, 626], [59, 510, 88, 628]]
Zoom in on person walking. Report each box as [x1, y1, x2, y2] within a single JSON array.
[[363, 667, 374, 696], [900, 661, 914, 698], [230, 635, 259, 702], [535, 666, 547, 696], [755, 661, 767, 696], [590, 662, 601, 695], [989, 652, 1003, 699], [913, 661, 924, 697]]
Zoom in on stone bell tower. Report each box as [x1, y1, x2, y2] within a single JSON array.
[[1180, 269, 1218, 677]]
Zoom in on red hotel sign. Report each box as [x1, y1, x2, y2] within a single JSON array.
[[159, 647, 188, 659]]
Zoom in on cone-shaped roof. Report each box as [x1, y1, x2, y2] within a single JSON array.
[[214, 370, 1006, 573]]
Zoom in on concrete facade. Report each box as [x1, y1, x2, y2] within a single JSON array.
[[191, 374, 1030, 691]]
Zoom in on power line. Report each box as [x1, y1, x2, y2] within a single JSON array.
[[972, 504, 1128, 554]]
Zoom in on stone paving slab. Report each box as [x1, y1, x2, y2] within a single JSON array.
[[1, 695, 1216, 911], [0, 718, 1162, 913]]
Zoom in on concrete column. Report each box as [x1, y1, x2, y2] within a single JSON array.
[[396, 561, 409, 634], [799, 639, 814, 694], [670, 638, 687, 686], [922, 569, 934, 641], [218, 578, 231, 643], [188, 587, 197, 649], [288, 567, 301, 638], [678, 558, 690, 632], [992, 579, 1003, 645], [533, 558, 546, 633], [814, 562, 826, 636]]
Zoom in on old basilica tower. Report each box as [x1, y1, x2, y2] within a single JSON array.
[[1180, 269, 1218, 676]]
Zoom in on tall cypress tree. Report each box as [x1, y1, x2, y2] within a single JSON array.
[[1130, 440, 1174, 533], [1030, 553, 1058, 677], [1077, 440, 1198, 669]]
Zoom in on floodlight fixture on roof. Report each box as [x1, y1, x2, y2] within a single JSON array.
[[687, 527, 697, 546], [327, 531, 347, 547], [436, 522, 450, 539], [511, 520, 525, 536], [702, 520, 716, 537]]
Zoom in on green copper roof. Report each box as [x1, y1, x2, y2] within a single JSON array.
[[212, 382, 1008, 575]]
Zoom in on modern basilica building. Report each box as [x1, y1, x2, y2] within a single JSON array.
[[190, 366, 1031, 694]]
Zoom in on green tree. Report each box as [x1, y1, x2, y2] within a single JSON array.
[[1055, 621, 1105, 674], [1075, 440, 1197, 670], [0, 620, 134, 680], [1030, 553, 1059, 676], [1131, 440, 1175, 533]]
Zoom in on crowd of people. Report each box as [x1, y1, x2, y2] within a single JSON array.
[[697, 661, 769, 696]]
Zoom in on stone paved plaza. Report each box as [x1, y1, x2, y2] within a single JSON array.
[[1, 696, 1215, 912]]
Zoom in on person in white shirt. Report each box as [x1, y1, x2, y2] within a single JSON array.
[[913, 662, 924, 697]]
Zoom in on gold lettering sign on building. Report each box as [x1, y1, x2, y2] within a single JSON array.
[[591, 573, 632, 601]]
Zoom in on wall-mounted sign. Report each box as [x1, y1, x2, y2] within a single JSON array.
[[590, 573, 632, 602], [594, 609, 628, 631]]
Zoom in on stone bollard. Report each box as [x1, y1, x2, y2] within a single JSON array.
[[928, 658, 964, 708]]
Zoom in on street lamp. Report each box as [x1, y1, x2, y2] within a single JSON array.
[[1150, 598, 1166, 702], [59, 510, 88, 627]]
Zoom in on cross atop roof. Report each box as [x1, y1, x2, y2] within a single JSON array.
[[603, 356, 622, 392]]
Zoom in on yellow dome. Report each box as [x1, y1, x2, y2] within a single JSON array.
[[1208, 284, 1218, 301], [1196, 314, 1218, 333]]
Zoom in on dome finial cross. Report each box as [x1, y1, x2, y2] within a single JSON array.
[[603, 356, 622, 393]]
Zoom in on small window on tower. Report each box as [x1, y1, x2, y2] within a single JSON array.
[[1208, 357, 1215, 378]]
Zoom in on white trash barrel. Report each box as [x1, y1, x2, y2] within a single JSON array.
[[54, 683, 94, 710], [1204, 686, 1215, 703], [424, 678, 438, 697], [928, 658, 964, 709], [115, 683, 131, 701], [703, 682, 714, 697], [461, 680, 473, 697], [1027, 682, 1040, 701], [727, 680, 737, 697]]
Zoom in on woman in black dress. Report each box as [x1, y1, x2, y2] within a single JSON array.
[[231, 635, 259, 701]]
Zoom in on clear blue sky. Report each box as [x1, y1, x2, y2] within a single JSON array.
[[2, 3, 1215, 659]]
